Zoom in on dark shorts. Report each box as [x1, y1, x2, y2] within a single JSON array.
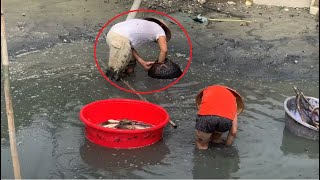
[[195, 115, 232, 133]]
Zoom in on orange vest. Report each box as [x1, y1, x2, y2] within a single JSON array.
[[198, 85, 237, 120]]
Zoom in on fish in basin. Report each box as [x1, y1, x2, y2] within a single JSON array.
[[148, 58, 182, 79], [99, 119, 153, 130]]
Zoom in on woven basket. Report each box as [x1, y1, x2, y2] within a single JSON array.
[[148, 59, 182, 79]]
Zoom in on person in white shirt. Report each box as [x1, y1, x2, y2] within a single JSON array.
[[105, 17, 171, 81]]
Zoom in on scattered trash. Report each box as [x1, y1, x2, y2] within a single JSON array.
[[58, 35, 72, 43], [294, 60, 298, 64], [197, 0, 206, 4], [193, 14, 252, 23], [240, 22, 249, 26], [245, 0, 252, 6], [227, 1, 236, 5], [193, 14, 208, 23], [284, 8, 289, 12], [17, 22, 26, 30], [176, 53, 186, 58]]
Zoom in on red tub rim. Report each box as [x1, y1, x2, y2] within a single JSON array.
[[79, 98, 170, 134]]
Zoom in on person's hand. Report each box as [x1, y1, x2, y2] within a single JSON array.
[[142, 61, 154, 70]]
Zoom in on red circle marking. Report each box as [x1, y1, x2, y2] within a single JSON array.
[[93, 9, 193, 94]]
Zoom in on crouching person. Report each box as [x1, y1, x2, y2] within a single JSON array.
[[105, 17, 171, 81], [195, 85, 244, 149]]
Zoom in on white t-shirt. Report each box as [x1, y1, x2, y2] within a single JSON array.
[[109, 19, 166, 48]]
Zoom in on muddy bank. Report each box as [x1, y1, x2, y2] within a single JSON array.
[[3, 0, 134, 57], [3, 0, 319, 80], [143, 0, 319, 80]]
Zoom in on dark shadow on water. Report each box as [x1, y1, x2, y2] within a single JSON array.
[[79, 139, 170, 172], [280, 127, 319, 159], [192, 143, 240, 179]]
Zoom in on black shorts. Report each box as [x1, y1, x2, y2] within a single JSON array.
[[195, 115, 232, 133]]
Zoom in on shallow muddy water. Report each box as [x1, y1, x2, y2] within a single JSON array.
[[1, 40, 319, 179], [1, 1, 319, 177]]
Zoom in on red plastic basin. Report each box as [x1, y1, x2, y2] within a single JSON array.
[[79, 99, 170, 149]]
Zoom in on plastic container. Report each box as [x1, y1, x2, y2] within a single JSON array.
[[79, 99, 170, 149]]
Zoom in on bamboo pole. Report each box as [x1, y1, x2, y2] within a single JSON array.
[[1, 3, 22, 179], [126, 0, 142, 21], [208, 18, 252, 23]]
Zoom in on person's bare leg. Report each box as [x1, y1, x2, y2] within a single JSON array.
[[125, 67, 134, 74], [195, 130, 211, 149], [210, 132, 224, 144], [123, 57, 136, 75]]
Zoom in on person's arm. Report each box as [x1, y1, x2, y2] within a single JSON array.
[[157, 36, 168, 63], [226, 115, 238, 146], [132, 48, 154, 70]]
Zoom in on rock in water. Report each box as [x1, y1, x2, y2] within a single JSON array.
[[245, 0, 252, 6], [148, 59, 182, 79], [197, 0, 206, 4], [227, 1, 236, 5]]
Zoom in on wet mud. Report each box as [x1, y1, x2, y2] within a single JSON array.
[[1, 0, 319, 179]]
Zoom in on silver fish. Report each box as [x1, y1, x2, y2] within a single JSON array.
[[100, 119, 153, 130], [133, 125, 150, 129], [107, 119, 120, 124], [102, 124, 118, 129], [116, 125, 135, 130]]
